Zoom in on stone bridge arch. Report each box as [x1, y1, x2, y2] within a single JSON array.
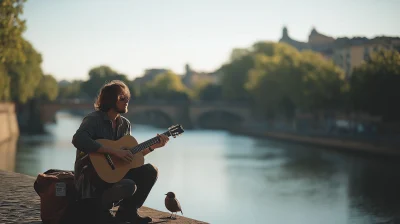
[[39, 102, 189, 127], [126, 104, 188, 128], [39, 102, 94, 123], [128, 109, 173, 126], [189, 102, 253, 128], [39, 101, 254, 130]]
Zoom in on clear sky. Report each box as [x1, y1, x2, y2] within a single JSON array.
[[21, 0, 400, 81]]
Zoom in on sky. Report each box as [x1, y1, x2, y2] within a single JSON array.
[[21, 0, 400, 82]]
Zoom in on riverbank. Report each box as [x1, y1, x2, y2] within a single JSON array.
[[0, 170, 208, 224], [231, 128, 400, 157]]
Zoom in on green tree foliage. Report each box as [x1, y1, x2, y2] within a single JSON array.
[[142, 71, 189, 101], [127, 81, 140, 100], [219, 50, 254, 101], [350, 49, 400, 121], [244, 42, 345, 119], [229, 48, 250, 62], [189, 79, 210, 100], [298, 51, 346, 111], [0, 0, 58, 104], [0, 0, 26, 64], [0, 0, 27, 101], [196, 83, 223, 101], [35, 74, 59, 101], [0, 64, 11, 101], [81, 65, 130, 99], [219, 42, 305, 102], [7, 39, 43, 103], [58, 80, 83, 99]]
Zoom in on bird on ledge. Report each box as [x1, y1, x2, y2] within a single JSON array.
[[164, 192, 183, 219]]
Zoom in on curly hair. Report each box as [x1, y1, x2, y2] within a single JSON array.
[[94, 80, 131, 112]]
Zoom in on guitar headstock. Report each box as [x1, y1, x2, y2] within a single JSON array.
[[168, 124, 184, 138]]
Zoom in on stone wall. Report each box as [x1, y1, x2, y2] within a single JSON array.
[[0, 170, 208, 223], [0, 103, 19, 172], [0, 103, 19, 142]]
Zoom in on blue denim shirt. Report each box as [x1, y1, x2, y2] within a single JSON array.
[[72, 110, 131, 199]]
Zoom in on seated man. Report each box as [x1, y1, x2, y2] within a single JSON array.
[[71, 80, 169, 224]]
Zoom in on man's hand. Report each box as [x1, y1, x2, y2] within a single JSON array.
[[152, 134, 169, 149], [113, 149, 134, 163]]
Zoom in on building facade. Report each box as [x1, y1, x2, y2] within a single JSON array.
[[279, 27, 400, 78]]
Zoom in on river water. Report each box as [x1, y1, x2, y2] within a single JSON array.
[[3, 112, 400, 224]]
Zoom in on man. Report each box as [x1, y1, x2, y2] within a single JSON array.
[[72, 80, 169, 224]]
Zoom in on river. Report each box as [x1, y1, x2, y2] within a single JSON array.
[[2, 111, 400, 224]]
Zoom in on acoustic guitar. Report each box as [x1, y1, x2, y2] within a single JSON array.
[[88, 124, 184, 183]]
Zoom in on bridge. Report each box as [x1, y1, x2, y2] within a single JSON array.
[[39, 101, 254, 129]]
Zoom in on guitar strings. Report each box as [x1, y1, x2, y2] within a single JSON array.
[[130, 131, 170, 154]]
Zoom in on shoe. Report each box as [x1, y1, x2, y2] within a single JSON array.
[[115, 207, 152, 224]]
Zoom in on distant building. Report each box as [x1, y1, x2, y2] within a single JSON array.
[[279, 26, 335, 59], [308, 27, 335, 59], [332, 37, 400, 78], [279, 26, 400, 78], [279, 27, 310, 51], [181, 64, 219, 89], [333, 43, 380, 79]]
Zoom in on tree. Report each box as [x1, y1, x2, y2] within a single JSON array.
[[0, 0, 27, 101], [350, 49, 400, 121], [81, 65, 130, 99], [1, 0, 60, 105], [0, 64, 11, 101], [0, 0, 27, 64], [7, 39, 43, 103], [190, 78, 222, 101], [219, 50, 253, 101], [142, 71, 189, 101], [197, 83, 222, 101], [298, 50, 346, 111], [229, 48, 250, 62], [58, 80, 84, 99], [36, 74, 59, 101], [219, 41, 306, 102], [245, 46, 301, 118], [245, 42, 345, 119]]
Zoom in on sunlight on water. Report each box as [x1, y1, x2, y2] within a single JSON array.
[[3, 111, 400, 224]]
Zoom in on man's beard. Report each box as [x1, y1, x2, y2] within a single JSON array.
[[117, 108, 127, 114], [114, 105, 128, 114]]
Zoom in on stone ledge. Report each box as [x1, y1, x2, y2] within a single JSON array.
[[0, 170, 208, 224]]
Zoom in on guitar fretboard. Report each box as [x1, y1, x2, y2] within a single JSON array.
[[130, 130, 170, 154]]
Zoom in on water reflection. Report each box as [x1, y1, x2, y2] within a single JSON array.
[[221, 137, 348, 224], [347, 157, 400, 223], [1, 112, 400, 224], [13, 113, 81, 176]]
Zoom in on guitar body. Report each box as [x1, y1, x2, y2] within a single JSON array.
[[86, 124, 185, 184], [89, 135, 144, 183]]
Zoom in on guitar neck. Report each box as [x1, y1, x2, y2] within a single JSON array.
[[130, 130, 171, 154]]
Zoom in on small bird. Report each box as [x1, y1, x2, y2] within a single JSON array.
[[165, 192, 183, 219]]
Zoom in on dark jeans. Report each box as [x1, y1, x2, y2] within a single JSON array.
[[101, 163, 159, 211]]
